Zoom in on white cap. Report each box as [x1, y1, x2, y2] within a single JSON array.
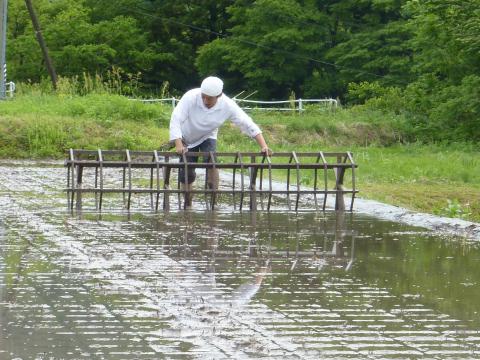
[[200, 76, 223, 97]]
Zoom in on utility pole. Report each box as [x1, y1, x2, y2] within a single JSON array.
[[0, 0, 7, 99], [25, 0, 57, 90]]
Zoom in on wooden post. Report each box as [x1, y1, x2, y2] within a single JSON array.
[[335, 156, 346, 211], [249, 155, 257, 211], [75, 165, 83, 210], [163, 156, 171, 211], [25, 0, 57, 89]]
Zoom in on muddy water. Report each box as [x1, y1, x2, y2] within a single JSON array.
[[0, 161, 480, 359]]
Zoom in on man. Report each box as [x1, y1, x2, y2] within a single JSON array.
[[169, 76, 271, 207]]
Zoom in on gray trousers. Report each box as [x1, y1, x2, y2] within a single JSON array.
[[179, 138, 217, 184]]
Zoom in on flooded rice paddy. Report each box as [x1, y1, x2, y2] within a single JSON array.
[[1, 161, 480, 359]]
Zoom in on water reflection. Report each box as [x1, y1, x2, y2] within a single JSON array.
[[145, 210, 480, 330], [174, 211, 269, 310], [1, 160, 480, 358], [160, 211, 356, 267], [2, 194, 480, 358], [154, 210, 358, 315]]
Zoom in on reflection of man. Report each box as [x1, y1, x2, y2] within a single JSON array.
[[181, 264, 269, 311], [169, 76, 271, 207], [229, 266, 268, 307]]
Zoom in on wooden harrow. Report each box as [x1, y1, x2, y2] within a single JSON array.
[[65, 149, 358, 212]]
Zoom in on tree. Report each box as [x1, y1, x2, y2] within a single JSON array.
[[8, 0, 154, 84], [321, 0, 412, 95], [197, 0, 330, 98], [401, 0, 480, 141], [405, 0, 480, 84], [142, 0, 234, 92]]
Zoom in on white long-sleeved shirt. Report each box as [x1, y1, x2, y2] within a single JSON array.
[[169, 88, 262, 148]]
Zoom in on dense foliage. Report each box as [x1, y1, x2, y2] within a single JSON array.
[[6, 0, 480, 142]]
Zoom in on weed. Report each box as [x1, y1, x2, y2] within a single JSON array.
[[434, 199, 472, 219]]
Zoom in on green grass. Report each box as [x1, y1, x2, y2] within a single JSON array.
[[0, 93, 170, 123], [219, 114, 480, 222], [0, 93, 170, 157], [352, 145, 480, 222], [0, 93, 478, 222]]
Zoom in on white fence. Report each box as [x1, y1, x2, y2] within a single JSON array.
[[5, 81, 14, 97], [234, 98, 337, 112], [133, 97, 337, 112]]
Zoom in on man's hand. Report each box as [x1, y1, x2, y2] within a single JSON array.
[[174, 139, 187, 154], [261, 146, 273, 156], [254, 134, 272, 156]]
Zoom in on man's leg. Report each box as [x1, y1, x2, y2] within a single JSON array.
[[199, 139, 218, 207], [206, 166, 219, 190], [180, 183, 193, 208], [199, 139, 218, 190], [179, 145, 199, 208]]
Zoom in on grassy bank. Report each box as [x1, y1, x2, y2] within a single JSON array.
[[0, 93, 478, 222], [0, 93, 170, 157]]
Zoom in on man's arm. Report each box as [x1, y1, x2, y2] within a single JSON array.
[[227, 98, 272, 155], [169, 112, 185, 154], [254, 133, 272, 155], [174, 138, 186, 154], [169, 93, 191, 154]]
